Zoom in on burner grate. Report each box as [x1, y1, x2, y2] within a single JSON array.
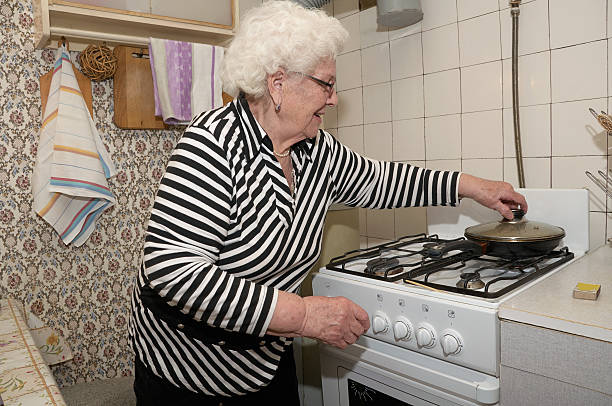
[[325, 234, 575, 298]]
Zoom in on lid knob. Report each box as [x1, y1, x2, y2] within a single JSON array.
[[511, 208, 525, 220]]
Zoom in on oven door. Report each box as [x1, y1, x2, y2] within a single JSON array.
[[339, 367, 438, 405], [321, 336, 499, 406]]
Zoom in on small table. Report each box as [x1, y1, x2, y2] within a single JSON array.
[[0, 299, 66, 405]]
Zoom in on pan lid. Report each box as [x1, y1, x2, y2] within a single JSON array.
[[464, 209, 565, 243]]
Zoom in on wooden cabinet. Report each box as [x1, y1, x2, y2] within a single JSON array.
[[33, 0, 237, 51]]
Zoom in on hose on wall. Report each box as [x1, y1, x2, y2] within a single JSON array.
[[511, 0, 526, 188]]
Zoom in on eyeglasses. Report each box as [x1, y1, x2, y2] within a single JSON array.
[[301, 73, 335, 96]]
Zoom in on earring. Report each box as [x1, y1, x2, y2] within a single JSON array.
[[275, 103, 281, 112]]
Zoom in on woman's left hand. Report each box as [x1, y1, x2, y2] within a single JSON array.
[[458, 174, 528, 220]]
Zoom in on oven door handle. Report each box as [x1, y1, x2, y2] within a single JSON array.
[[321, 336, 500, 405]]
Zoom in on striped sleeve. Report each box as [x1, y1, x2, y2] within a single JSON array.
[[325, 132, 461, 209], [142, 126, 277, 337]]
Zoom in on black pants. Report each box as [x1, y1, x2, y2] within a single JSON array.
[[133, 347, 300, 406]]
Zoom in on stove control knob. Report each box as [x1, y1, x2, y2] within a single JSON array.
[[441, 330, 463, 355], [415, 323, 436, 348], [372, 312, 390, 334], [393, 317, 413, 341]]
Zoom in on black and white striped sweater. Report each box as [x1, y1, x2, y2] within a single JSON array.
[[129, 97, 461, 396]]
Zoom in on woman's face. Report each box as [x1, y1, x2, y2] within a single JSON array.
[[283, 58, 337, 141]]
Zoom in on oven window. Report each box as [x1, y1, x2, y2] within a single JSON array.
[[348, 378, 414, 405]]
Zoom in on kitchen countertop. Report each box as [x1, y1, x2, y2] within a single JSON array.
[[499, 244, 612, 343]]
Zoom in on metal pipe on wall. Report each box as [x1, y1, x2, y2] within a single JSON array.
[[511, 0, 526, 188]]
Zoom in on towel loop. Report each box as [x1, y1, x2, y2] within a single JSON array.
[[58, 36, 69, 51]]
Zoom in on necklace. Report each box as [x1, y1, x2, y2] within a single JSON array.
[[273, 148, 290, 158]]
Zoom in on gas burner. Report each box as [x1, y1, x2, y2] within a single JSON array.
[[457, 272, 484, 290], [365, 257, 404, 277]]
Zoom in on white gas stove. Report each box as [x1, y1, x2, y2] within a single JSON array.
[[312, 189, 589, 406]]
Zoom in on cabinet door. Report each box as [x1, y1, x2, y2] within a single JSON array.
[[151, 0, 233, 26], [54, 0, 233, 27], [59, 0, 149, 13]]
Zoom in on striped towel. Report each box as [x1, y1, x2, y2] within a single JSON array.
[[149, 38, 224, 124], [32, 46, 116, 247]]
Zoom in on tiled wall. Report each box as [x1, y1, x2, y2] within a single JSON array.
[[242, 0, 612, 251]]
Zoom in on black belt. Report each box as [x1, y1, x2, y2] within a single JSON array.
[[138, 284, 281, 351]]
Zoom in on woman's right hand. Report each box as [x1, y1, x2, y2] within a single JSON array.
[[298, 296, 370, 349]]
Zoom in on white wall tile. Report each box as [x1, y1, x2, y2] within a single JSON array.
[[395, 207, 427, 237], [502, 104, 551, 158], [364, 122, 393, 161], [552, 98, 608, 156], [549, 0, 606, 49], [424, 69, 461, 116], [337, 125, 364, 155], [462, 110, 503, 158], [425, 114, 461, 160], [608, 40, 612, 96], [392, 76, 424, 120], [362, 43, 390, 86], [462, 158, 504, 181], [393, 118, 425, 161], [340, 13, 360, 55], [500, 0, 549, 59], [363, 82, 392, 124], [359, 234, 368, 247], [502, 51, 551, 108], [421, 0, 458, 31], [609, 1, 612, 40], [552, 156, 607, 211], [459, 12, 501, 67], [337, 87, 363, 127], [422, 24, 459, 73], [366, 209, 395, 239], [551, 40, 607, 103], [457, 0, 498, 21], [425, 159, 462, 172], [325, 128, 337, 138], [504, 157, 551, 188], [389, 21, 422, 41], [390, 33, 423, 80], [461, 61, 502, 113], [323, 104, 338, 130], [334, 0, 359, 19], [336, 50, 362, 91], [360, 6, 389, 48]]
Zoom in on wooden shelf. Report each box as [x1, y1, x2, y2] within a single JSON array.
[[33, 0, 237, 51]]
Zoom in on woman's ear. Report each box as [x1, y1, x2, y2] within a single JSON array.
[[267, 69, 286, 107]]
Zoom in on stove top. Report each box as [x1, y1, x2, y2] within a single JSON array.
[[326, 233, 575, 299]]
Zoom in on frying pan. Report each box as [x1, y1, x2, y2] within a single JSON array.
[[423, 209, 565, 259]]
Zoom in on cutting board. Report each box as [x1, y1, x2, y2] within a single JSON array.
[[113, 46, 167, 129], [40, 63, 93, 118]]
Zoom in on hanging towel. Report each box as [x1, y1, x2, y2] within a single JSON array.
[[149, 38, 193, 124], [32, 46, 117, 247], [192, 43, 224, 115], [149, 38, 225, 124]]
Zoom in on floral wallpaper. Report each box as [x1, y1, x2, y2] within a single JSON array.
[[0, 0, 183, 386]]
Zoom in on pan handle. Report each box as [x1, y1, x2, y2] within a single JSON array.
[[422, 240, 485, 258]]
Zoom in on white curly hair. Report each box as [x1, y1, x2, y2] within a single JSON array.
[[221, 1, 348, 99]]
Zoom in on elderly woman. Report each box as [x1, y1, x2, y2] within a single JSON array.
[[129, 1, 527, 405]]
